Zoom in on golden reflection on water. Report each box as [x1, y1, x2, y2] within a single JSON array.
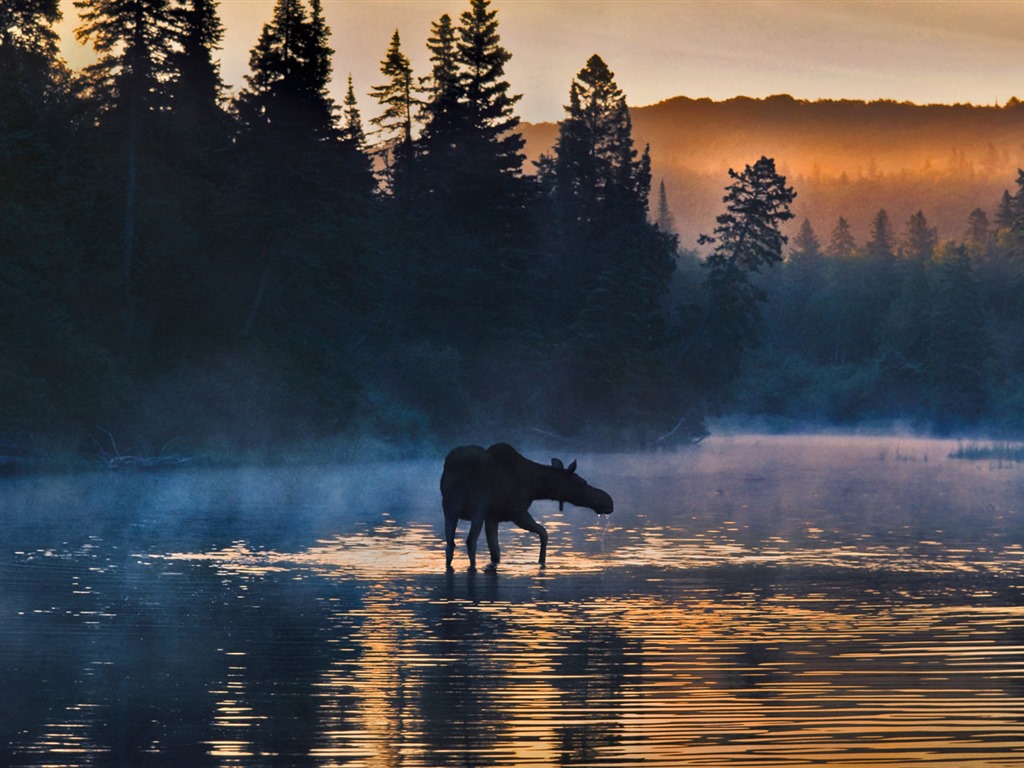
[[172, 531, 1024, 766], [207, 650, 264, 765]]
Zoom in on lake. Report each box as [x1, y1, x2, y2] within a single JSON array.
[[2, 435, 1023, 767]]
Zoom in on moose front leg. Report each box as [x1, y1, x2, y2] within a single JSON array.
[[484, 518, 501, 568], [512, 512, 548, 566], [444, 514, 458, 570]]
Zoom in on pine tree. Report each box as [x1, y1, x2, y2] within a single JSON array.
[[823, 216, 859, 364], [0, 0, 68, 113], [826, 216, 857, 258], [305, 0, 331, 96], [902, 210, 937, 264], [698, 156, 796, 385], [540, 54, 647, 224], [454, 0, 524, 177], [419, 13, 461, 148], [866, 208, 895, 263], [790, 218, 822, 262], [340, 73, 365, 147], [656, 180, 677, 235], [863, 207, 899, 322], [75, 0, 180, 343], [964, 208, 990, 255], [928, 244, 991, 427], [167, 0, 224, 122], [369, 29, 417, 181], [995, 189, 1015, 229], [75, 0, 178, 117], [1, 0, 61, 56], [235, 0, 334, 138], [881, 210, 936, 400]]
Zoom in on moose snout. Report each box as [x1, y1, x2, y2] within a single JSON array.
[[593, 490, 614, 516]]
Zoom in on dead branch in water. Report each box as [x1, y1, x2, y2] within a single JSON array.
[[94, 428, 194, 470]]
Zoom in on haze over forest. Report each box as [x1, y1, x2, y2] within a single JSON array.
[[524, 95, 1024, 248], [3, 0, 1024, 466]]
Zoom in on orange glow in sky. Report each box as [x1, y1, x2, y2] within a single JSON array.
[[56, 0, 1024, 123]]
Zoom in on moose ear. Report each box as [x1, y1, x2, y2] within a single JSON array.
[[551, 458, 564, 470], [567, 460, 577, 474]]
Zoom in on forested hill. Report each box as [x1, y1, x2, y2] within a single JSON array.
[[522, 95, 1024, 247]]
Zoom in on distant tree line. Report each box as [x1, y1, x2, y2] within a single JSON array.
[[0, 0, 1019, 461], [732, 199, 1024, 433]]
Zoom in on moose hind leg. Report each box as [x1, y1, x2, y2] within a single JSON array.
[[513, 512, 548, 566], [465, 516, 484, 570]]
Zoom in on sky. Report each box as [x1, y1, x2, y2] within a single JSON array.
[[55, 0, 1024, 124]]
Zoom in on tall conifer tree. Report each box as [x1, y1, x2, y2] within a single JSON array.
[[540, 54, 648, 224], [235, 0, 334, 138], [420, 13, 460, 148], [454, 0, 523, 177], [168, 0, 224, 121], [826, 216, 857, 258], [656, 180, 677, 235], [369, 29, 417, 184], [76, 0, 180, 343], [698, 156, 796, 386]]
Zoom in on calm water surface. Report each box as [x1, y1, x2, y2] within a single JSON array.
[[2, 435, 1023, 767]]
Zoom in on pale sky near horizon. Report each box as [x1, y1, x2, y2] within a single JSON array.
[[55, 0, 1024, 124]]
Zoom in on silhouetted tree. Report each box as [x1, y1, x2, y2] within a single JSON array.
[[539, 54, 649, 225], [879, 210, 936, 409], [826, 216, 857, 258], [340, 74, 365, 146], [1, 0, 61, 56], [965, 207, 990, 256], [235, 0, 334, 138], [75, 0, 181, 344], [865, 208, 895, 263], [532, 53, 678, 439], [902, 210, 937, 264], [167, 0, 224, 124], [995, 188, 1015, 229], [419, 13, 460, 153], [928, 244, 991, 427], [698, 156, 795, 391], [370, 29, 417, 190], [656, 180, 677, 235], [455, 0, 524, 179]]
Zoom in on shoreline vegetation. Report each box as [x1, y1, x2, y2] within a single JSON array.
[[4, 0, 1024, 466], [949, 441, 1024, 463], [4, 426, 1024, 476]]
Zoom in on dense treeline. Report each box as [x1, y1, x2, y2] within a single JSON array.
[[732, 201, 1024, 433], [0, 0, 1020, 463]]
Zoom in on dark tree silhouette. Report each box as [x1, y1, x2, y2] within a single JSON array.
[[370, 28, 417, 183], [699, 156, 796, 388], [235, 0, 335, 138]]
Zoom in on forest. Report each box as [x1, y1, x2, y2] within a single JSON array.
[[1, 0, 1023, 465]]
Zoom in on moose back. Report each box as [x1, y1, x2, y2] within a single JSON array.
[[440, 443, 614, 569]]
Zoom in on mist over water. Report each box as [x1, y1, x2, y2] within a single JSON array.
[[2, 435, 1023, 767]]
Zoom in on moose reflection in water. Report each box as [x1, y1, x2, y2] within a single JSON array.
[[441, 443, 614, 569]]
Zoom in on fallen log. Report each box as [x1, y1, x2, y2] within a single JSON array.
[[95, 429, 194, 471]]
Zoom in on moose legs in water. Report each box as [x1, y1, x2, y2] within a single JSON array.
[[444, 513, 459, 570], [447, 511, 549, 570], [512, 512, 548, 566], [483, 513, 548, 567]]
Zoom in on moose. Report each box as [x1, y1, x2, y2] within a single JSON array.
[[440, 442, 614, 570]]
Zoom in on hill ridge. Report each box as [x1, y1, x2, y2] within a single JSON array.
[[521, 95, 1024, 245]]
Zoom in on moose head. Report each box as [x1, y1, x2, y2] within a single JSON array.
[[550, 457, 614, 516]]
